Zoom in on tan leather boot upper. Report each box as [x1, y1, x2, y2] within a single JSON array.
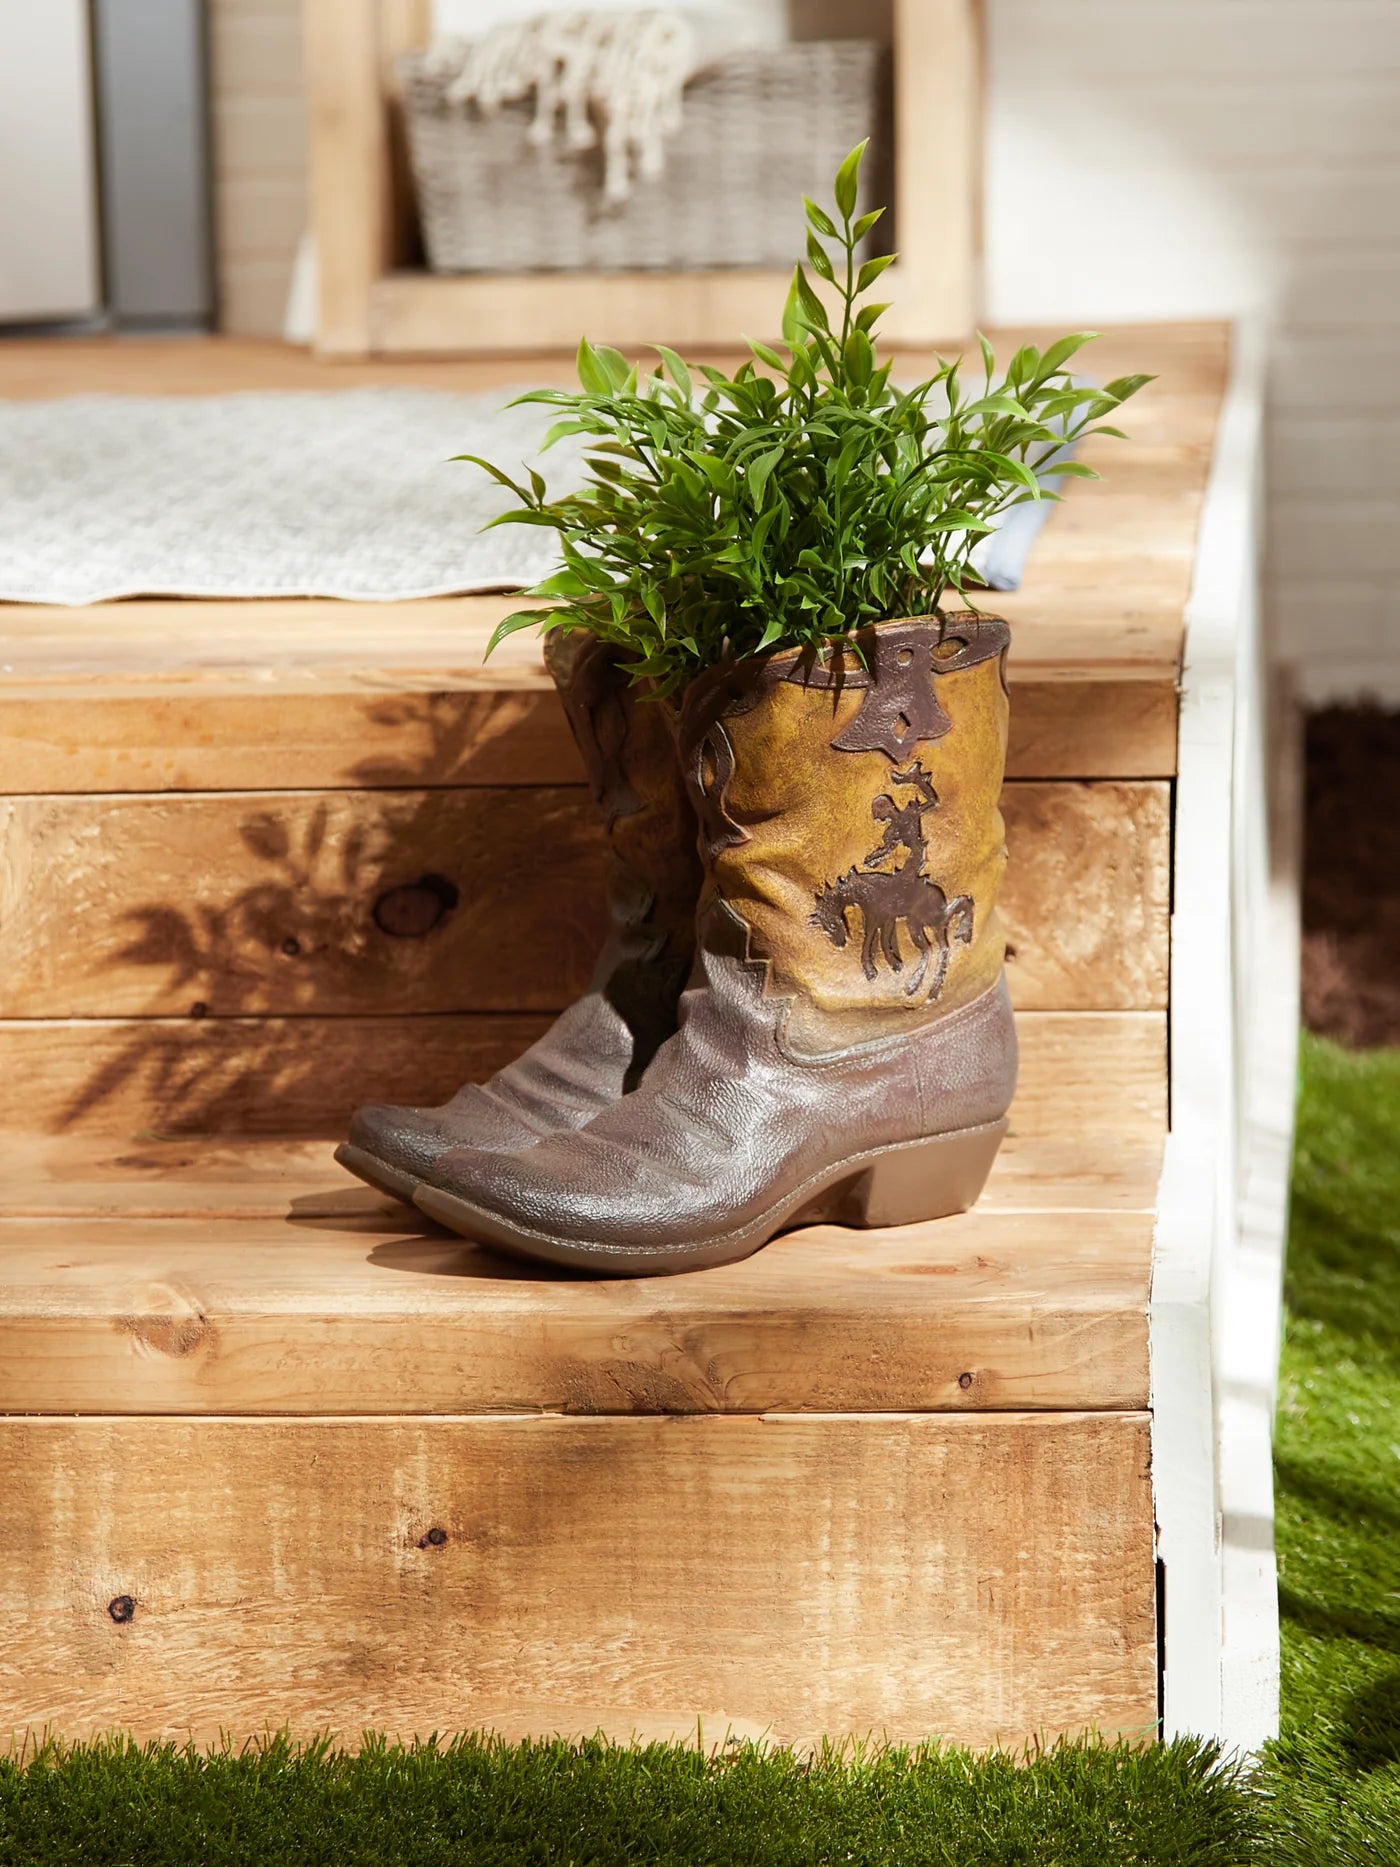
[[683, 611, 1011, 1053]]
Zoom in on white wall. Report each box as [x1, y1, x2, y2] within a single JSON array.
[[0, 0, 101, 323], [985, 0, 1400, 702]]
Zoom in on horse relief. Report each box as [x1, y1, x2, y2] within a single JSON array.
[[811, 761, 974, 1000]]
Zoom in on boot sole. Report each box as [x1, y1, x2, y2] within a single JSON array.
[[334, 1142, 423, 1206], [412, 1118, 1008, 1277]]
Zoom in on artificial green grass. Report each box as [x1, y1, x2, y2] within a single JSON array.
[[2, 1031, 1396, 1865], [0, 1732, 1257, 1867], [1258, 1033, 1400, 1864]]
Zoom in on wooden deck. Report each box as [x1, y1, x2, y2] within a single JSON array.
[[0, 322, 1231, 1752]]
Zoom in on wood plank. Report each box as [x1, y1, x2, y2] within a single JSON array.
[[0, 1015, 1160, 1416], [0, 671, 1180, 792], [0, 787, 609, 1019], [0, 1122, 1163, 1223], [0, 324, 1229, 400], [1002, 782, 1170, 1011], [0, 1413, 1157, 1751], [0, 1003, 1163, 1414], [0, 1002, 1164, 1140], [0, 1204, 1154, 1415], [0, 578, 1191, 684], [0, 1012, 550, 1137], [371, 268, 806, 357], [0, 1202, 1157, 1403], [0, 1002, 1164, 1165], [0, 783, 1169, 1019], [0, 1194, 1157, 1411]]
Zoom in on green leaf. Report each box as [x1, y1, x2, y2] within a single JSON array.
[[595, 343, 632, 389], [576, 337, 612, 396], [843, 327, 874, 388], [653, 344, 692, 400], [854, 302, 890, 334], [806, 231, 835, 283], [781, 268, 803, 348], [485, 608, 550, 659], [794, 266, 831, 334], [747, 338, 787, 371], [851, 206, 885, 241], [1042, 460, 1100, 480], [541, 419, 592, 450], [531, 569, 590, 598], [1102, 373, 1155, 403], [453, 453, 529, 497], [1035, 331, 1099, 380], [833, 141, 867, 221], [747, 444, 785, 503], [1005, 344, 1039, 389], [802, 195, 837, 237], [855, 252, 896, 295]]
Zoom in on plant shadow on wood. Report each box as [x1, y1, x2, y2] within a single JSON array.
[[57, 694, 605, 1143]]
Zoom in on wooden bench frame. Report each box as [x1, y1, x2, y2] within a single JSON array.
[[303, 0, 983, 357], [1152, 324, 1294, 1748], [0, 325, 1293, 1754]]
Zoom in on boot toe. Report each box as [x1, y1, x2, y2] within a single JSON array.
[[347, 1102, 460, 1182], [419, 1135, 701, 1260]]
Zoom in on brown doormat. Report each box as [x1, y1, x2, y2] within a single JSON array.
[[1303, 706, 1400, 1048]]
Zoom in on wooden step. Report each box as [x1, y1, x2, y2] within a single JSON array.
[[0, 323, 1224, 797], [0, 1011, 1162, 1748], [0, 1411, 1156, 1753], [0, 321, 1230, 1756], [0, 1009, 1163, 1416]]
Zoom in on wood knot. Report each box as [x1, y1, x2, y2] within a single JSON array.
[[117, 1285, 212, 1360], [958, 1371, 975, 1390], [374, 874, 460, 939], [108, 1595, 136, 1624], [417, 1527, 449, 1549]]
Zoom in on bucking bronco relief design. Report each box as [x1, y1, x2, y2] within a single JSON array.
[[812, 761, 974, 1001]]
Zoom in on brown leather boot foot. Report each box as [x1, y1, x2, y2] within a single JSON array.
[[415, 1109, 1010, 1276], [337, 629, 700, 1198]]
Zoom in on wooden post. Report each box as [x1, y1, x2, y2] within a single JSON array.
[[304, 0, 389, 356], [887, 0, 983, 346]]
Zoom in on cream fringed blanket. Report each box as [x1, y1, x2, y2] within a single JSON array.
[[422, 8, 697, 205]]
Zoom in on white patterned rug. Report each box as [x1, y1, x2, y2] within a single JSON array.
[[0, 384, 1056, 605]]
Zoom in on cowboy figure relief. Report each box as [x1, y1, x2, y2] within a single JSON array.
[[812, 760, 974, 1001]]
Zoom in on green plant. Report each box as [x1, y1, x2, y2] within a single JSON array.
[[466, 142, 1151, 697]]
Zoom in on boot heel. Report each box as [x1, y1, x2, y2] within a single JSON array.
[[839, 1119, 1008, 1228]]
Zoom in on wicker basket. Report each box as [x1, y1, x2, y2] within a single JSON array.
[[400, 41, 890, 275]]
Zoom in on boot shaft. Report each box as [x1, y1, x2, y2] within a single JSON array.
[[544, 628, 701, 966], [680, 614, 1011, 1055]]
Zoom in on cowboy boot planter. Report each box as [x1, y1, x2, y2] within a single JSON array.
[[336, 629, 702, 1202], [414, 612, 1018, 1273]]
